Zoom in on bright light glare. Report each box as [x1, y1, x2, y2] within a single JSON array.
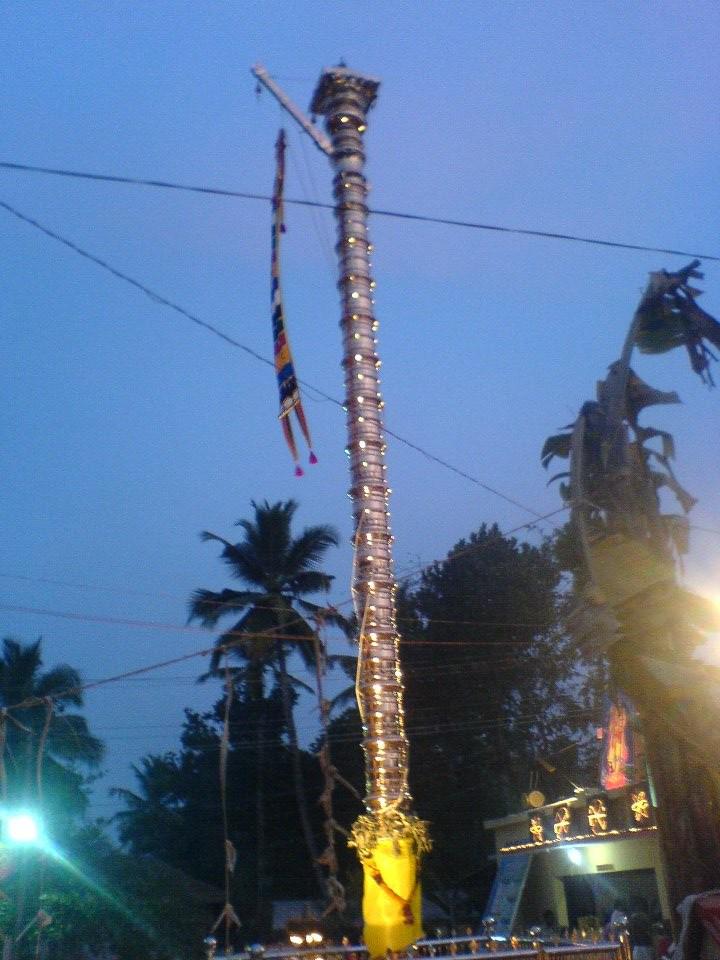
[[6, 813, 40, 844], [567, 847, 582, 865]]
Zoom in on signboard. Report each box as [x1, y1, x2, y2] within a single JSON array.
[[484, 852, 532, 937]]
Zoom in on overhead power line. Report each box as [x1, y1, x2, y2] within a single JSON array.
[[0, 577, 557, 633], [0, 505, 568, 630], [0, 601, 558, 648], [0, 197, 560, 528], [1, 160, 718, 262]]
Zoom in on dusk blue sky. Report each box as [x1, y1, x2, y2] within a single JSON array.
[[3, 1, 719, 820]]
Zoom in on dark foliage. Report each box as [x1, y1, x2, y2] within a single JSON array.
[[398, 524, 597, 918], [114, 690, 325, 941]]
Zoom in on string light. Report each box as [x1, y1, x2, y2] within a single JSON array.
[[314, 72, 412, 823]]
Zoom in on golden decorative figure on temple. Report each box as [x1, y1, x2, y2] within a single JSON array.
[[630, 790, 650, 823], [529, 816, 545, 843], [587, 799, 608, 835], [553, 806, 571, 840]]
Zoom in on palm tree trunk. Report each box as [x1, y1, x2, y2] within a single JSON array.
[[249, 669, 270, 936], [275, 642, 326, 897], [11, 735, 35, 960]]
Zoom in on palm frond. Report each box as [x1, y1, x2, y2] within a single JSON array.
[[273, 670, 314, 696], [36, 665, 83, 706], [187, 587, 263, 626], [546, 471, 570, 487], [241, 501, 298, 576], [636, 426, 676, 461], [295, 599, 352, 635], [198, 662, 252, 684], [109, 785, 143, 805], [541, 433, 572, 469], [200, 532, 268, 586], [48, 713, 104, 766], [623, 369, 680, 423], [0, 637, 42, 703], [326, 654, 358, 678], [635, 262, 720, 385], [329, 686, 357, 714], [209, 614, 274, 670], [290, 571, 334, 596], [284, 524, 340, 574]]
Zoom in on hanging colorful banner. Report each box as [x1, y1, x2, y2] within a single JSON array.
[[271, 128, 317, 476]]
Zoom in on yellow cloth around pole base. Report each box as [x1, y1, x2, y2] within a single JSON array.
[[349, 811, 431, 960], [361, 837, 422, 959]]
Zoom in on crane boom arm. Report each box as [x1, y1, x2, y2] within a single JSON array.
[[251, 64, 333, 157]]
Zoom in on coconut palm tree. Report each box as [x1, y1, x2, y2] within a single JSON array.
[[0, 637, 104, 958], [112, 755, 185, 859], [0, 636, 103, 817], [188, 500, 349, 897]]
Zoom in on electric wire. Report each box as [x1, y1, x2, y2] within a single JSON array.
[[1, 160, 717, 261], [0, 573, 567, 632], [0, 197, 561, 530], [0, 601, 565, 648], [0, 602, 587, 718], [0, 501, 578, 734], [286, 130, 337, 277], [0, 504, 576, 719], [21, 706, 599, 749]]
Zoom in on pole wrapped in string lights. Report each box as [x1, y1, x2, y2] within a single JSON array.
[[310, 67, 430, 959]]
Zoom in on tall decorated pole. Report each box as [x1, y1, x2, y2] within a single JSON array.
[[252, 62, 429, 957], [309, 67, 429, 958]]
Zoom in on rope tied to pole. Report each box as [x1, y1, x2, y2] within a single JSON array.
[[313, 618, 347, 918], [211, 663, 241, 950]]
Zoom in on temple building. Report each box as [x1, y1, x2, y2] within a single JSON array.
[[484, 701, 670, 935]]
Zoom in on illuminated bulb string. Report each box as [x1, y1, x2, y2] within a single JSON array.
[[312, 74, 409, 812]]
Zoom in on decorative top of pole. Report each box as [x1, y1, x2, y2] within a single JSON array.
[[310, 66, 380, 117]]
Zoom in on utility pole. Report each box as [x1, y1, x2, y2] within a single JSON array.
[[253, 64, 429, 958]]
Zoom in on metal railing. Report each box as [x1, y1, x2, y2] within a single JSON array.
[[221, 934, 630, 960]]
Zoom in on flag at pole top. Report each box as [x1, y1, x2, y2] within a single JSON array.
[[271, 129, 317, 475]]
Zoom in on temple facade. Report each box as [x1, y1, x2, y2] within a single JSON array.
[[484, 782, 670, 936]]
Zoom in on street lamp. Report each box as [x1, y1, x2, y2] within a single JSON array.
[[5, 812, 41, 846]]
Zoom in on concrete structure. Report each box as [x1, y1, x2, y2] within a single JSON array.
[[484, 784, 670, 935]]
